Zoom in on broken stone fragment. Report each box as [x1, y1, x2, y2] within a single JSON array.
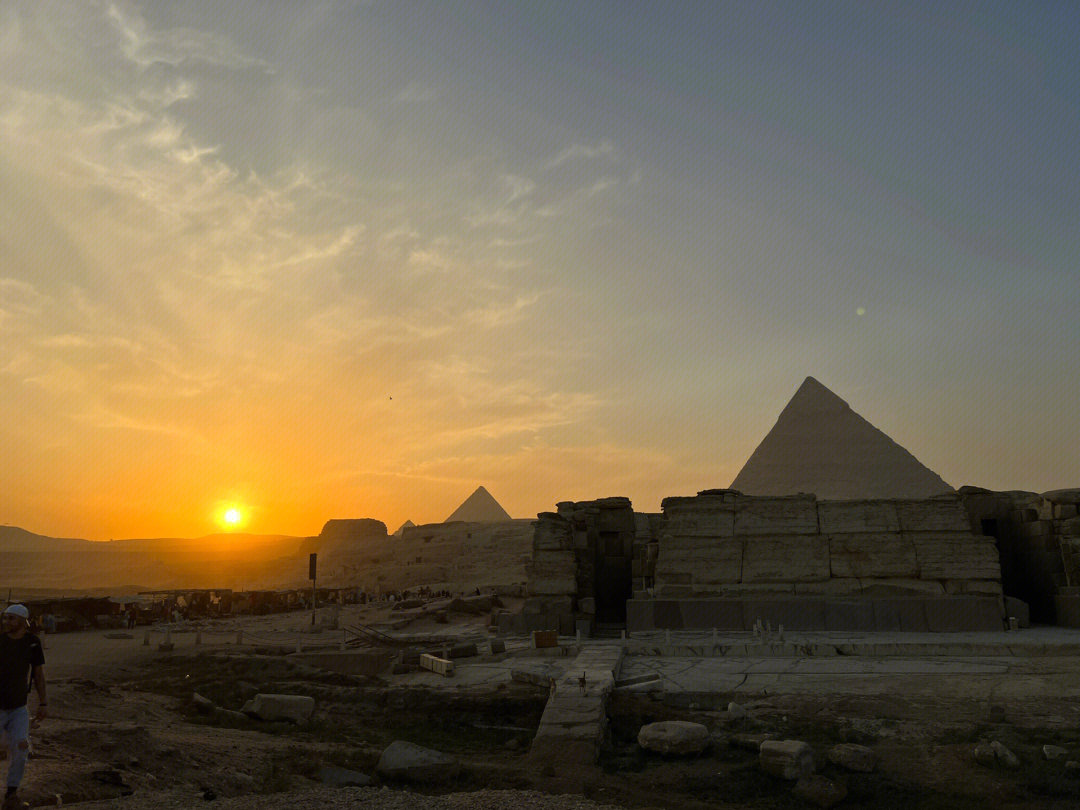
[[991, 740, 1020, 769], [760, 739, 815, 780], [827, 743, 877, 772], [1043, 744, 1069, 760], [376, 740, 460, 783], [973, 742, 997, 767], [240, 694, 315, 725], [637, 721, 710, 755]]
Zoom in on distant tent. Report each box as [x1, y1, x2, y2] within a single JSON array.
[[445, 486, 512, 523], [730, 376, 953, 500], [393, 520, 415, 537]]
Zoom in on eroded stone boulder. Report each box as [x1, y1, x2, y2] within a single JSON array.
[[760, 739, 815, 780], [376, 740, 460, 783], [240, 694, 315, 725], [637, 721, 710, 755], [827, 743, 876, 772]]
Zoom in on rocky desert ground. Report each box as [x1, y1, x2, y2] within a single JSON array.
[[11, 598, 1080, 810]]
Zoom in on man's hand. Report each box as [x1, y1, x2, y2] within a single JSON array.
[[31, 705, 47, 728]]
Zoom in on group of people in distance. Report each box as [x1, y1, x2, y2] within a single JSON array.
[[0, 604, 46, 810]]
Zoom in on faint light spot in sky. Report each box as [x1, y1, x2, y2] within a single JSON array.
[[856, 307, 866, 317]]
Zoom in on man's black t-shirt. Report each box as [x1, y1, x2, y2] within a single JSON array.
[[0, 633, 45, 710]]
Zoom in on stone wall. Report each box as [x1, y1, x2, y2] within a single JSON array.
[[960, 487, 1080, 626], [315, 519, 532, 592], [521, 498, 636, 633], [652, 490, 1001, 601]]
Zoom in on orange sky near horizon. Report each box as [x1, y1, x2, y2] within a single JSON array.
[[2, 3, 1078, 541]]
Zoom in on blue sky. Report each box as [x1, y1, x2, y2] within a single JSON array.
[[1, 1, 1077, 538]]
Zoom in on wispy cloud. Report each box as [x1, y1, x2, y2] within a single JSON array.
[[546, 139, 616, 169], [106, 3, 267, 71]]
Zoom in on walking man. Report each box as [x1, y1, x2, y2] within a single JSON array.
[[1, 605, 46, 810]]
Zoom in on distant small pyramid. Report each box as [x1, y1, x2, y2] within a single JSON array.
[[393, 520, 415, 536], [730, 377, 953, 499], [445, 486, 512, 522]]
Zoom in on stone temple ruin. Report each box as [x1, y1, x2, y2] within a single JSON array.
[[515, 378, 1079, 636]]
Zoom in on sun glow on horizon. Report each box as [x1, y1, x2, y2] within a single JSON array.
[[219, 506, 246, 530]]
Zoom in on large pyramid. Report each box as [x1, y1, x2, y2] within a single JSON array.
[[730, 377, 953, 499], [445, 486, 512, 523]]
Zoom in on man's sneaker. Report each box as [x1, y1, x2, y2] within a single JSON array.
[[2, 792, 27, 810]]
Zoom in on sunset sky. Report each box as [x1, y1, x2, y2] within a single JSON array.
[[2, 1, 1077, 541]]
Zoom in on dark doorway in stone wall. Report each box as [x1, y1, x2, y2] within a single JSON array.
[[982, 517, 1057, 624], [595, 533, 632, 624]]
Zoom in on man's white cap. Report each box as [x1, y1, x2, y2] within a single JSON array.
[[2, 604, 29, 619]]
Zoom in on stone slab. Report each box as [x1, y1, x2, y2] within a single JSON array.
[[829, 533, 916, 579], [872, 599, 929, 632], [943, 579, 1004, 597], [858, 578, 945, 596], [793, 579, 862, 596], [818, 501, 901, 534], [742, 535, 829, 583], [911, 534, 1001, 580], [824, 600, 877, 632], [895, 499, 971, 532], [663, 509, 736, 537], [734, 496, 819, 535], [924, 597, 1003, 632], [655, 537, 743, 586]]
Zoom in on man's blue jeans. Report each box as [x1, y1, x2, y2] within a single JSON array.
[[0, 707, 29, 789]]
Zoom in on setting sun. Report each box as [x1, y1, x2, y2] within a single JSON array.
[[220, 507, 244, 529]]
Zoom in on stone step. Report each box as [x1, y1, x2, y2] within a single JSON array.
[[528, 645, 625, 770]]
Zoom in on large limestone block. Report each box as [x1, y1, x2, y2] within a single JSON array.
[[377, 740, 460, 782], [533, 523, 572, 551], [720, 583, 795, 596], [944, 579, 1004, 597], [1043, 489, 1080, 505], [530, 549, 576, 568], [858, 578, 945, 596], [759, 739, 815, 779], [911, 533, 1001, 580], [829, 533, 917, 578], [663, 508, 736, 538], [598, 507, 636, 534], [742, 535, 830, 583], [528, 578, 577, 596], [637, 721, 710, 755], [895, 499, 970, 532], [734, 496, 819, 536], [655, 537, 743, 585], [818, 501, 900, 534], [794, 578, 861, 596], [241, 694, 315, 724], [828, 743, 877, 772]]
